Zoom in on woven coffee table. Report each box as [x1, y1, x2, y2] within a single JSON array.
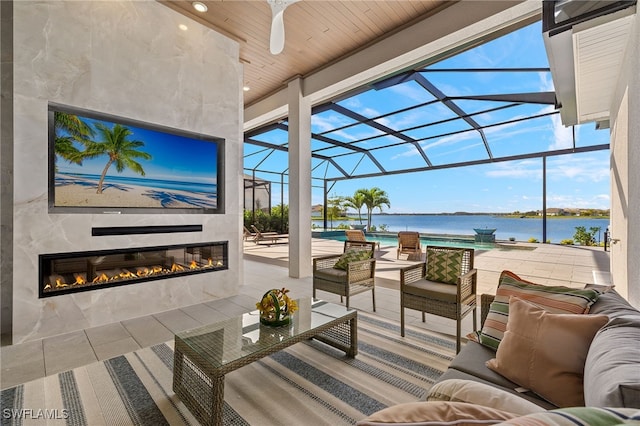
[[173, 298, 357, 426]]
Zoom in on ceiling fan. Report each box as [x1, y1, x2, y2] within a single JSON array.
[[267, 0, 299, 55]]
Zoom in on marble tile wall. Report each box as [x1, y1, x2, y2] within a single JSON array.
[[9, 1, 244, 344]]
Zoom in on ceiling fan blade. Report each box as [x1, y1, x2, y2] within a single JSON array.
[[268, 0, 299, 55], [270, 8, 286, 55]]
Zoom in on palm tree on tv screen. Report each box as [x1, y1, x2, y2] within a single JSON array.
[[53, 112, 94, 169], [356, 187, 391, 231], [82, 123, 152, 194]]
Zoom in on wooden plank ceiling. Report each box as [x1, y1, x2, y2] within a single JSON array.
[[161, 1, 451, 106]]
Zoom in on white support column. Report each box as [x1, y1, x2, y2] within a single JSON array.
[[287, 77, 312, 278]]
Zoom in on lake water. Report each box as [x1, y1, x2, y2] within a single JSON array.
[[313, 214, 610, 243]]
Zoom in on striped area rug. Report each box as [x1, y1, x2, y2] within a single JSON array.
[[1, 312, 455, 425]]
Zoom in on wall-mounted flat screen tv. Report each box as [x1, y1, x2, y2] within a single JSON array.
[[48, 103, 224, 214]]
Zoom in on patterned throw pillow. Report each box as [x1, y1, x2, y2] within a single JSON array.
[[333, 248, 372, 270], [425, 248, 464, 285], [477, 270, 601, 351], [496, 406, 640, 426]]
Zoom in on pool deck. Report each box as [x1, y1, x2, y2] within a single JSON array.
[[244, 237, 612, 294], [243, 236, 612, 337]]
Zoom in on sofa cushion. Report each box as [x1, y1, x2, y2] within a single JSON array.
[[588, 288, 640, 319], [334, 247, 372, 270], [402, 279, 459, 303], [435, 368, 557, 410], [425, 248, 463, 285], [486, 297, 608, 408], [356, 401, 518, 426], [477, 270, 601, 350], [584, 314, 640, 408], [495, 407, 640, 426], [448, 341, 521, 389], [314, 267, 347, 283], [426, 379, 545, 416]]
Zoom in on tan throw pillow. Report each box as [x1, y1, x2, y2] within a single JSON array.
[[333, 247, 372, 270], [356, 401, 518, 426], [478, 270, 601, 350], [486, 297, 608, 408], [425, 248, 464, 285]]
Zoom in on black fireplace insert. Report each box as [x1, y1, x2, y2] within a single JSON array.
[[39, 241, 228, 298]]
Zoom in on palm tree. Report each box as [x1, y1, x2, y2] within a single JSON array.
[[344, 192, 365, 225], [53, 112, 94, 168], [327, 194, 345, 230], [82, 123, 152, 194], [356, 187, 391, 231]]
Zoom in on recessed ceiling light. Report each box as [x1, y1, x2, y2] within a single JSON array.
[[243, 86, 250, 92], [179, 24, 188, 31], [192, 2, 208, 12]]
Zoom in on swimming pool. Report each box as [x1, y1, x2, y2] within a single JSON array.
[[313, 231, 495, 250]]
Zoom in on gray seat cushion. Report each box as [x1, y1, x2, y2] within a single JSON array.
[[403, 279, 457, 302], [314, 267, 347, 284], [448, 342, 523, 390]]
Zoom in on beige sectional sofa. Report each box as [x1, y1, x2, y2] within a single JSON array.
[[357, 272, 640, 425], [435, 287, 640, 409]]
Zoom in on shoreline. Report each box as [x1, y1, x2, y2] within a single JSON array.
[[372, 213, 609, 219], [54, 176, 216, 209]]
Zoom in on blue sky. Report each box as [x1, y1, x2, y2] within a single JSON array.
[[252, 21, 610, 214], [57, 117, 219, 185]]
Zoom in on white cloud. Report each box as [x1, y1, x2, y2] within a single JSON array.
[[547, 155, 609, 183], [387, 83, 433, 104], [486, 161, 542, 179], [483, 154, 609, 184], [549, 113, 574, 150], [311, 113, 352, 133]]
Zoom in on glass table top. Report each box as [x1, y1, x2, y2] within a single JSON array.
[[175, 298, 356, 368]]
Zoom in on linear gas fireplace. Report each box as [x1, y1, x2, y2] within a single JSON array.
[[39, 241, 228, 298]]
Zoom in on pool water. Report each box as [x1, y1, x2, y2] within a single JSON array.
[[315, 231, 494, 250]]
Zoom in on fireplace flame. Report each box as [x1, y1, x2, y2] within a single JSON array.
[[189, 260, 198, 269], [44, 283, 52, 290], [118, 270, 136, 279], [55, 278, 68, 288], [171, 263, 185, 272], [207, 258, 213, 267], [93, 273, 110, 283], [73, 275, 86, 285]]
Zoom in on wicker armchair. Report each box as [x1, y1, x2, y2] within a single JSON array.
[[397, 231, 422, 259], [400, 245, 477, 353], [313, 240, 377, 310], [345, 229, 380, 251]]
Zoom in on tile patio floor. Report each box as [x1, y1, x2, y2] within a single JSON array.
[[0, 238, 611, 390]]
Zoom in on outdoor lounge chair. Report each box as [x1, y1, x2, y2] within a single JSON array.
[[251, 225, 288, 244], [345, 229, 380, 251], [397, 231, 422, 260], [400, 245, 477, 353], [313, 240, 377, 310], [245, 225, 278, 242], [243, 226, 257, 241]]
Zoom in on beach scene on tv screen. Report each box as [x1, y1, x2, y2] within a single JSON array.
[[52, 110, 218, 210]]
